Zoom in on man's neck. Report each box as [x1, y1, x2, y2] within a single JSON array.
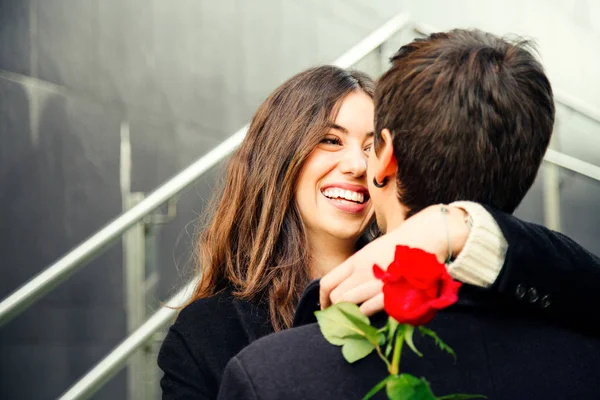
[[382, 202, 407, 234]]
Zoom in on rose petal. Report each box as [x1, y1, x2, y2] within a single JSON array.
[[373, 264, 387, 280], [428, 280, 461, 309], [391, 246, 446, 289], [382, 283, 438, 325]]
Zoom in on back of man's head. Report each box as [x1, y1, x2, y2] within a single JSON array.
[[374, 29, 555, 217]]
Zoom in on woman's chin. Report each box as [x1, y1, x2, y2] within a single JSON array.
[[323, 225, 364, 242]]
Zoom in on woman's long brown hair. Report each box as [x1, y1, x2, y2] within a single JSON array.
[[188, 66, 375, 331]]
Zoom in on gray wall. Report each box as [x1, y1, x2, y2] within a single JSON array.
[[0, 0, 404, 398]]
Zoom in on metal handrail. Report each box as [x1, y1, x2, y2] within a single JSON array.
[[332, 12, 410, 67], [0, 125, 248, 328], [554, 89, 600, 124], [544, 149, 600, 182]]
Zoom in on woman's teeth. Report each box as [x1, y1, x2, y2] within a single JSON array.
[[322, 188, 365, 204]]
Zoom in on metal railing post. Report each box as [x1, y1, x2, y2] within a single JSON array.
[[123, 192, 149, 400]]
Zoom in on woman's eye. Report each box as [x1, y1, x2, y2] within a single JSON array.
[[320, 137, 342, 146], [364, 143, 373, 154]]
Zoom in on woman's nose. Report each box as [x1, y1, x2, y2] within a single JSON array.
[[339, 147, 367, 177]]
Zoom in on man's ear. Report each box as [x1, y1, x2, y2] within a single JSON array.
[[375, 129, 397, 184]]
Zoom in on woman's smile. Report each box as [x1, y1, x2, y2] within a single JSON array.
[[320, 183, 370, 214]]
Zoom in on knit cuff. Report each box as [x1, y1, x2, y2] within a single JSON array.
[[447, 201, 508, 287]]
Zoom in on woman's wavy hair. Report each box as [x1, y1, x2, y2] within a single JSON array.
[[188, 65, 375, 331]]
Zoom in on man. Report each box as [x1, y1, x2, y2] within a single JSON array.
[[217, 29, 600, 399]]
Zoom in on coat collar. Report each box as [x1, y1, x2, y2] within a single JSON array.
[[230, 291, 275, 340], [292, 279, 321, 327]]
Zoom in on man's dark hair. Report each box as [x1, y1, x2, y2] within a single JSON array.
[[374, 29, 555, 217]]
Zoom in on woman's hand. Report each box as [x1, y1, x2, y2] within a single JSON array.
[[319, 204, 470, 315]]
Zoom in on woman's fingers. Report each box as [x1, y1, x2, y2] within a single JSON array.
[[359, 293, 385, 316], [319, 258, 354, 309], [334, 279, 383, 306]]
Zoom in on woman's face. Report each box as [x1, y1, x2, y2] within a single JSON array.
[[295, 90, 375, 245]]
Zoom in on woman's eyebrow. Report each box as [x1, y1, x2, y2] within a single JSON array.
[[328, 124, 374, 138], [328, 123, 349, 134]]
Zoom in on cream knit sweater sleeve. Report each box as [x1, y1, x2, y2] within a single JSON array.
[[447, 201, 508, 287]]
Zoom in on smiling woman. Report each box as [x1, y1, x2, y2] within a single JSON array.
[[192, 67, 377, 331], [296, 89, 376, 278], [157, 66, 381, 400]]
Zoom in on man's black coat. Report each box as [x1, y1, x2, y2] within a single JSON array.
[[218, 210, 600, 400]]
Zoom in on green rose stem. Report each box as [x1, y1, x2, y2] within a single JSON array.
[[362, 324, 407, 400], [389, 326, 404, 375]]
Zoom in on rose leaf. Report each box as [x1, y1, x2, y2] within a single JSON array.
[[315, 302, 381, 362], [386, 373, 436, 400], [342, 337, 376, 363]]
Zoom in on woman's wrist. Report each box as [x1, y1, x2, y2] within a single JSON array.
[[387, 204, 471, 265], [445, 205, 472, 261]]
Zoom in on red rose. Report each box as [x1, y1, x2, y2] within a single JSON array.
[[373, 245, 461, 326]]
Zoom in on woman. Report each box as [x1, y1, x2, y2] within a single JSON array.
[[157, 65, 592, 399], [158, 66, 381, 399]]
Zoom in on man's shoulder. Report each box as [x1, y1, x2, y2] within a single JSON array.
[[234, 322, 340, 374], [223, 323, 388, 399], [239, 323, 323, 356]]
